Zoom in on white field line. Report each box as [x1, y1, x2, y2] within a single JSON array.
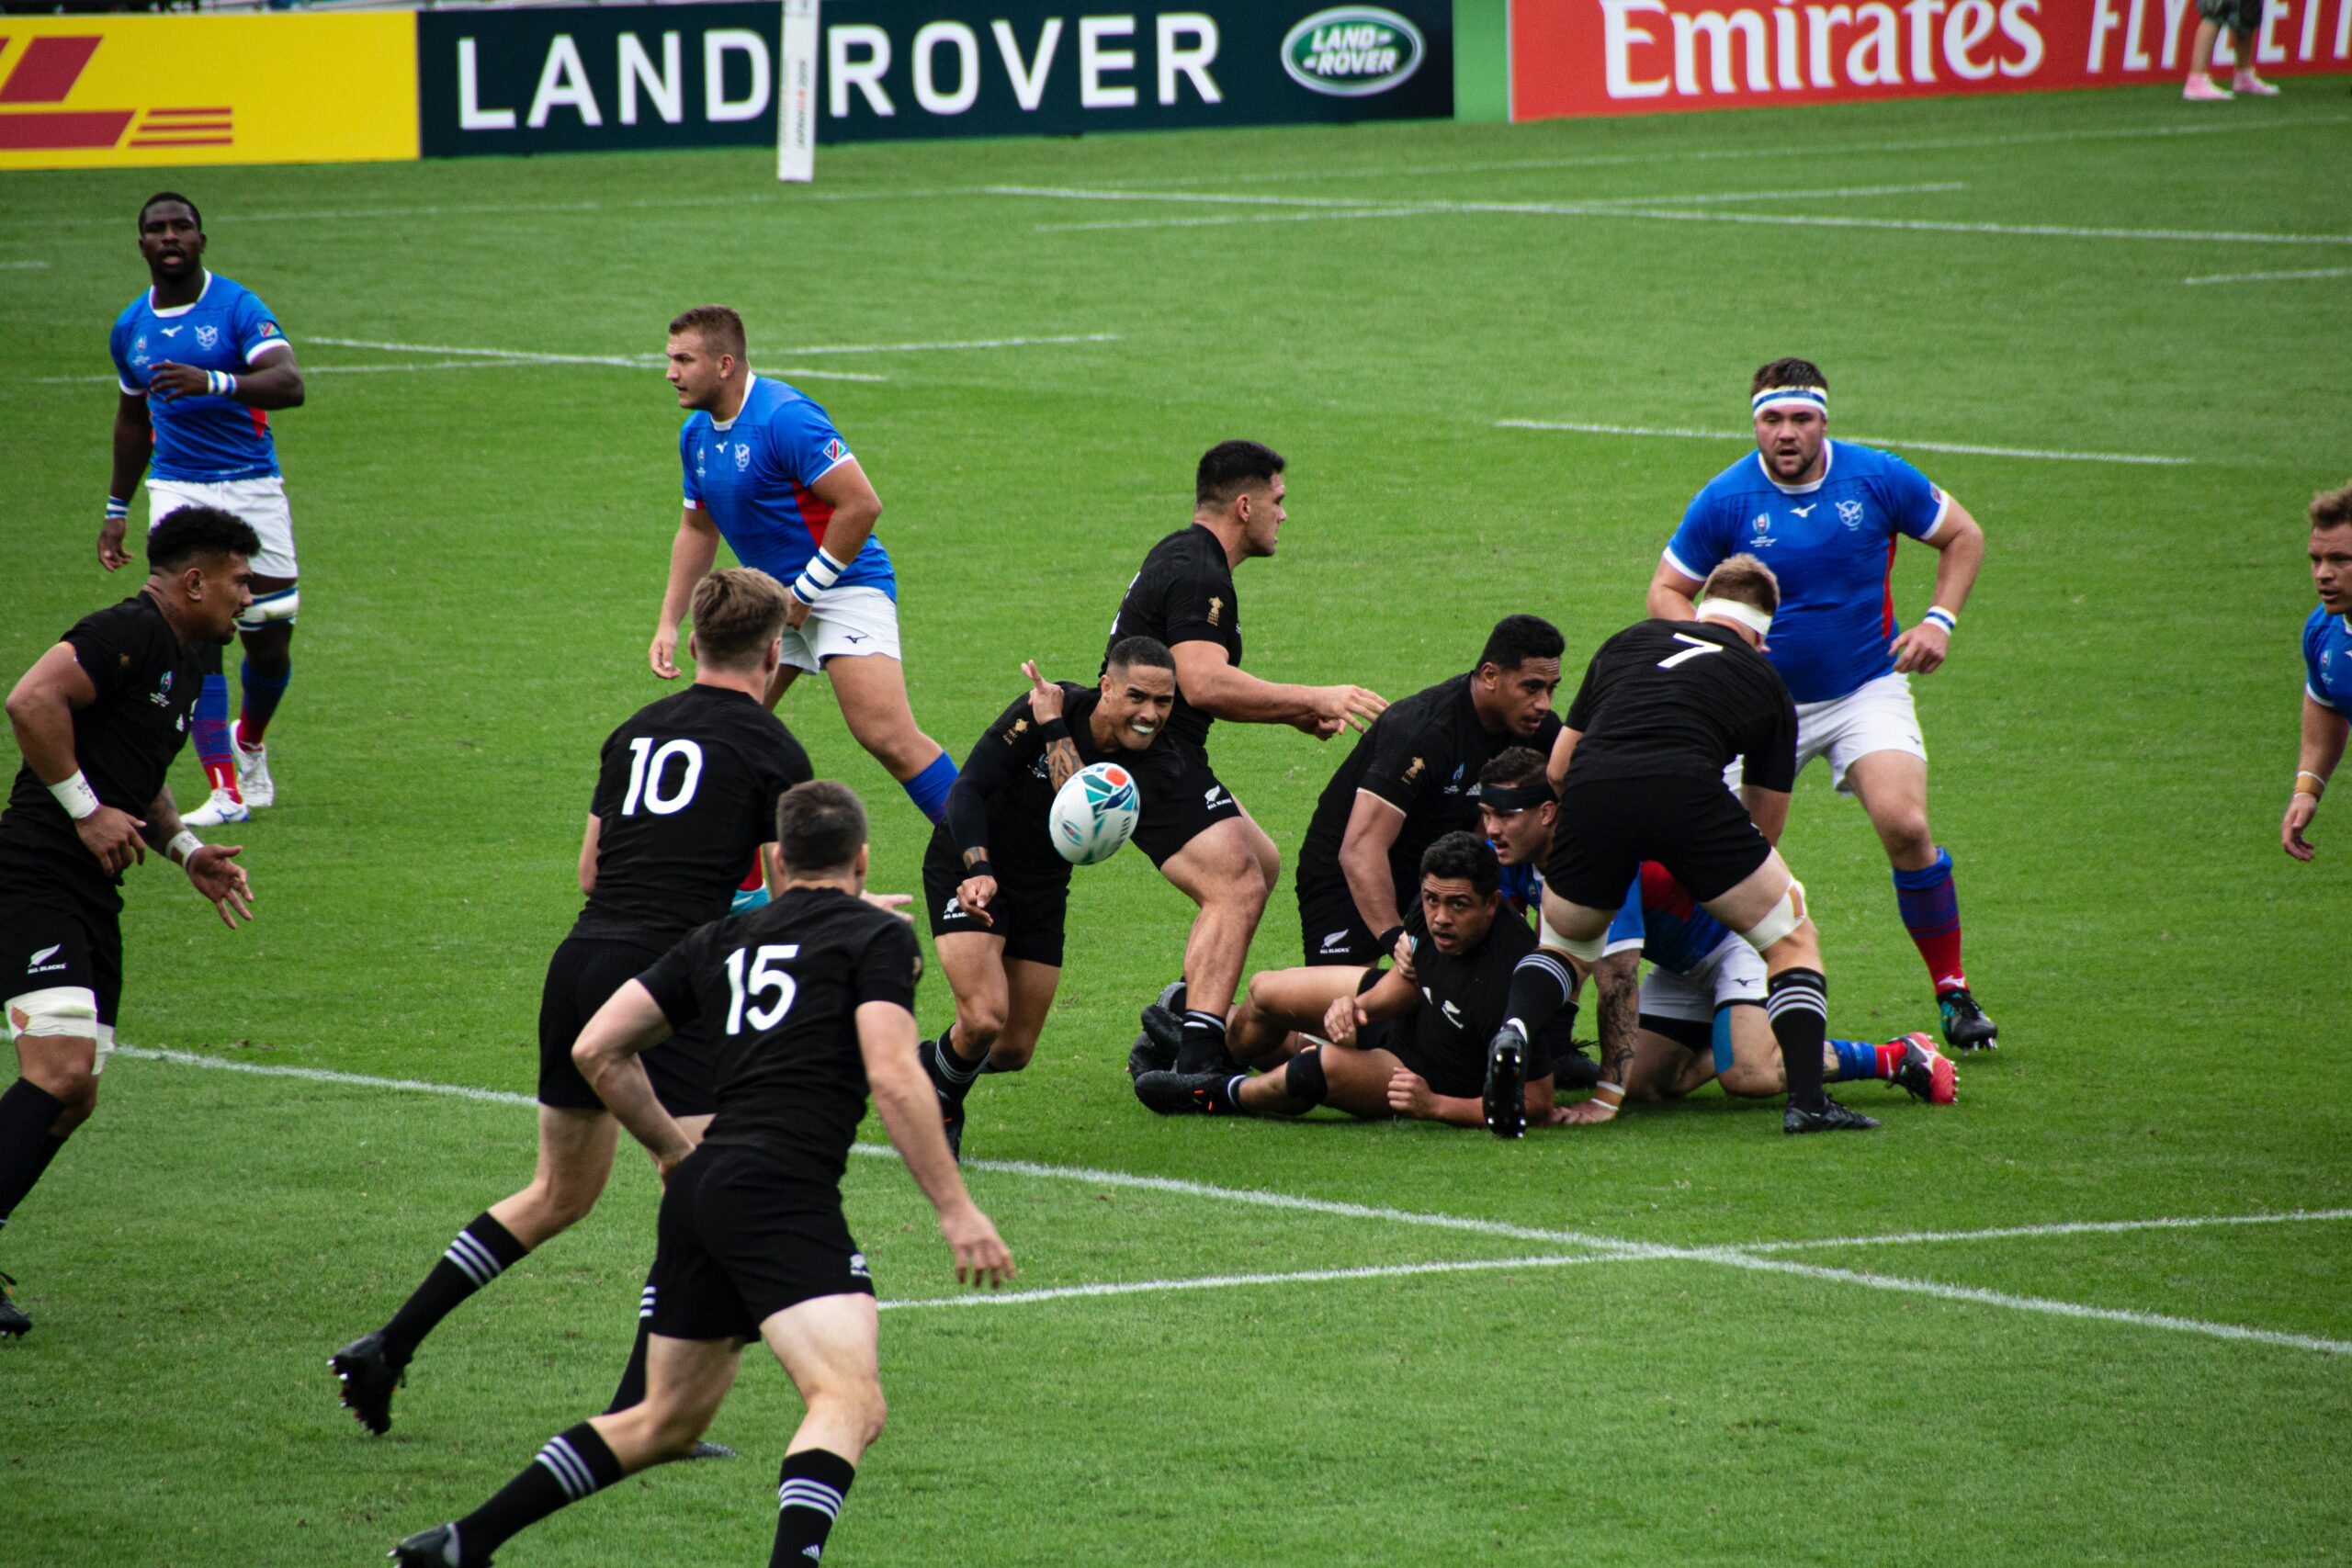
[[1035, 183, 1967, 234], [30, 363, 891, 388], [881, 1252, 1605, 1312], [1747, 1209, 2352, 1252], [2183, 265, 2352, 286], [1495, 418, 2192, 468], [0, 258, 52, 269], [114, 1046, 2352, 1353], [312, 331, 1118, 360]]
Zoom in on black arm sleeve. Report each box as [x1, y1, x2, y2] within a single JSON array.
[[944, 694, 1044, 859]]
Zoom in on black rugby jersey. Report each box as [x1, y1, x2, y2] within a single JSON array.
[[1562, 619, 1797, 792], [1104, 525, 1240, 750], [1297, 672, 1562, 912], [938, 683, 1182, 874], [0, 592, 204, 912], [637, 886, 921, 1188], [571, 684, 811, 952], [1396, 905, 1566, 1086]]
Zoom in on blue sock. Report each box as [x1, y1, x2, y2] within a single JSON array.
[[193, 673, 236, 795], [1826, 1038, 1878, 1082], [901, 751, 957, 826], [236, 657, 290, 747], [1891, 847, 1967, 996]]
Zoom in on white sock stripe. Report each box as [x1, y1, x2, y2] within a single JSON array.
[[443, 1232, 503, 1285], [1183, 1010, 1227, 1029], [1516, 951, 1576, 1004], [537, 1437, 594, 1498], [778, 1481, 844, 1517]]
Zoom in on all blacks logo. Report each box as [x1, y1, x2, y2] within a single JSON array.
[[1281, 6, 1426, 97]]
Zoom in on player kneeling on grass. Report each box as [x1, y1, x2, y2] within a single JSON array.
[[391, 782, 1012, 1568], [917, 639, 1182, 1157], [1134, 833, 1570, 1129]]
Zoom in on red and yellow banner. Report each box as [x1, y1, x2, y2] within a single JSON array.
[[1509, 0, 2351, 120], [0, 14, 417, 171]]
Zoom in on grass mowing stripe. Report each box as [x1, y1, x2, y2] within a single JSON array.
[[1495, 419, 2194, 467], [878, 1252, 1606, 1311]]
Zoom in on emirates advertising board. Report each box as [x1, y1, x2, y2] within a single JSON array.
[[1507, 0, 2352, 120], [418, 1, 1451, 157]]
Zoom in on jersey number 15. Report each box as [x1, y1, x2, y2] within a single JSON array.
[[724, 942, 800, 1035]]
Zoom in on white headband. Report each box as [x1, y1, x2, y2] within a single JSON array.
[[1695, 598, 1773, 639], [1751, 385, 1828, 418]]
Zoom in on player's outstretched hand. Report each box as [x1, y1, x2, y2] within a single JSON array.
[[98, 516, 130, 572], [147, 361, 209, 401], [956, 876, 997, 923], [2282, 794, 2319, 861], [1385, 1068, 1438, 1120], [942, 1202, 1015, 1289], [1021, 660, 1066, 724], [1315, 684, 1388, 734], [75, 806, 146, 874], [861, 890, 915, 923], [1890, 623, 1950, 675], [1553, 1097, 1619, 1127], [648, 625, 682, 681], [187, 843, 254, 929], [1321, 995, 1364, 1048]]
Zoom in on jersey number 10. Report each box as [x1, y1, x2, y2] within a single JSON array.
[[724, 943, 801, 1035], [622, 737, 706, 816]]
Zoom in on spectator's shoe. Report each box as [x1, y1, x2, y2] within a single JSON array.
[[0, 1271, 29, 1338], [1482, 1027, 1528, 1140], [686, 1441, 740, 1461], [234, 738, 275, 809], [1133, 1069, 1236, 1116], [2231, 69, 2280, 95], [1785, 1096, 1881, 1134], [389, 1523, 469, 1567], [1890, 1033, 1959, 1105], [332, 1330, 404, 1435], [182, 785, 250, 827], [1938, 987, 1999, 1053], [1127, 1028, 1175, 1081], [2182, 73, 2233, 100]]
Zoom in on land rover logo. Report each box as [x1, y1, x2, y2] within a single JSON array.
[[1282, 6, 1425, 97]]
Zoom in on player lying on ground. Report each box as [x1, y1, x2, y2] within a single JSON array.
[[0, 508, 260, 1337], [1290, 615, 1563, 967], [1105, 440, 1386, 1077], [391, 782, 1012, 1568], [917, 639, 1182, 1157], [1648, 356, 1996, 1051], [2285, 480, 2351, 861], [1134, 833, 1568, 1128], [651, 304, 960, 829], [1476, 747, 1952, 1123], [104, 192, 307, 827], [335, 570, 813, 1437], [1488, 555, 1881, 1137]]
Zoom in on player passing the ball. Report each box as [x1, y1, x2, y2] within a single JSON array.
[[2285, 481, 2352, 861]]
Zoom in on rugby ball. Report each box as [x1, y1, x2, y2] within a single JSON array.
[[1049, 761, 1140, 866]]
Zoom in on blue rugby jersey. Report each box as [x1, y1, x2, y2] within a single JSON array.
[[1604, 862, 1736, 976], [1664, 440, 1948, 704], [2304, 604, 2352, 712], [680, 376, 894, 599], [108, 272, 289, 482]]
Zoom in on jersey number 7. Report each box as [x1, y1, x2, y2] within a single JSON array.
[[724, 942, 801, 1034], [1658, 634, 1724, 671]]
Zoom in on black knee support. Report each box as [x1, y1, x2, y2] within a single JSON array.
[[1283, 1046, 1329, 1106]]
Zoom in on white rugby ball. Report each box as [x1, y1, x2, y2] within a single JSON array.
[[1049, 761, 1141, 866]]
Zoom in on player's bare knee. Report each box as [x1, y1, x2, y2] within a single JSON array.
[[987, 1034, 1036, 1073], [955, 1001, 1005, 1054], [1877, 812, 1933, 863], [1719, 1065, 1777, 1098]]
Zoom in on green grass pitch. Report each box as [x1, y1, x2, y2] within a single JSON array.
[[3, 82, 2350, 1566]]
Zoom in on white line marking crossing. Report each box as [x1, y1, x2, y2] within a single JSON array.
[[112, 1046, 2352, 1353], [2182, 265, 2352, 286], [881, 1253, 1605, 1312], [32, 363, 891, 387], [1495, 419, 2192, 468]]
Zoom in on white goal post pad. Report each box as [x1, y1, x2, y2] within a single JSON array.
[[777, 0, 819, 183]]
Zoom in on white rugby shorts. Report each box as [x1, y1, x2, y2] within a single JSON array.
[[148, 474, 298, 579], [1725, 671, 1928, 796], [1637, 933, 1767, 1025], [783, 585, 902, 672]]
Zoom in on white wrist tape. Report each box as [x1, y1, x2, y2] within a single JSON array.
[[166, 829, 203, 864], [48, 771, 101, 820], [792, 547, 849, 604], [106, 496, 130, 522], [1923, 605, 1957, 634], [206, 369, 240, 399]]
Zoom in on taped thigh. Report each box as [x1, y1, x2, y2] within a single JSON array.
[[6, 986, 99, 1043], [1740, 879, 1809, 952], [1541, 908, 1607, 964]]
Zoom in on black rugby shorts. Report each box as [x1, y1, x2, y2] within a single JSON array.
[[922, 838, 1070, 968], [1547, 773, 1772, 912], [537, 935, 717, 1117], [645, 1144, 873, 1341]]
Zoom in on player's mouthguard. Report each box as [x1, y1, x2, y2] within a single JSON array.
[[1696, 599, 1774, 639], [1750, 386, 1828, 419]]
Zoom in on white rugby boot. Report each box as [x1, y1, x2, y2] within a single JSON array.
[[182, 785, 251, 827], [235, 737, 275, 808]]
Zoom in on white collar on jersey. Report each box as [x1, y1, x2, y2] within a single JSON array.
[[710, 373, 759, 432], [146, 270, 213, 320], [1751, 437, 1834, 497]]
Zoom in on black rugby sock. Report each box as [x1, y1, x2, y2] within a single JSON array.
[[604, 1314, 653, 1415], [1767, 968, 1830, 1111], [933, 1029, 985, 1086], [0, 1079, 68, 1235], [1501, 953, 1579, 1044], [381, 1211, 529, 1367], [455, 1421, 624, 1562], [771, 1449, 856, 1566], [1176, 1010, 1229, 1074]]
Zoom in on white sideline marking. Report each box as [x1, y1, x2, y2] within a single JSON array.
[[1747, 1209, 2352, 1252], [0, 258, 51, 269], [2183, 265, 2352, 286], [1496, 419, 2193, 468], [30, 363, 891, 388], [114, 1046, 2352, 1353], [313, 332, 1118, 361], [881, 1253, 1603, 1312]]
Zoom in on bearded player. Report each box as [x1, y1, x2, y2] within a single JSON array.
[[1647, 357, 1996, 1052]]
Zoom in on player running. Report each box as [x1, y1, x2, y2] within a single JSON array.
[[1647, 358, 1996, 1051], [390, 782, 1012, 1568], [1292, 615, 1562, 967], [918, 639, 1182, 1156], [334, 570, 812, 1435], [1135, 834, 1568, 1129], [650, 306, 958, 829], [1105, 440, 1386, 1077], [102, 193, 307, 828], [2285, 481, 2351, 861], [1476, 746, 1951, 1118], [1487, 556, 1880, 1136], [0, 509, 260, 1336]]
